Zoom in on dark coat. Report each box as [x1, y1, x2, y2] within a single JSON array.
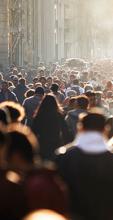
[[32, 112, 71, 160], [65, 109, 87, 138], [56, 146, 113, 220], [0, 89, 18, 103], [0, 169, 27, 220], [23, 95, 41, 126], [13, 84, 28, 104], [24, 168, 69, 215]]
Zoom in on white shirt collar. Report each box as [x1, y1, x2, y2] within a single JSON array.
[[73, 131, 108, 154]]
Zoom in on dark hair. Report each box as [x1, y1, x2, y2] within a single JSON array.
[[84, 85, 93, 92], [95, 91, 102, 97], [33, 77, 38, 83], [73, 79, 79, 85], [25, 89, 35, 98], [39, 76, 46, 82], [80, 113, 106, 132], [107, 91, 113, 98], [35, 94, 62, 117], [71, 86, 80, 95], [17, 73, 22, 78], [6, 124, 38, 163], [95, 86, 102, 91], [47, 76, 52, 81], [51, 83, 59, 93], [76, 95, 89, 109], [85, 91, 95, 98], [0, 109, 10, 124], [19, 78, 26, 85], [35, 86, 45, 95]]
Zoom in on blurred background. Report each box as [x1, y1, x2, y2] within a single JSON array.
[[1, 0, 113, 68]]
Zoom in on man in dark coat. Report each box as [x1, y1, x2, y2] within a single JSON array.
[[56, 112, 113, 220], [23, 86, 45, 126], [65, 95, 89, 139], [0, 80, 18, 103], [13, 78, 28, 104]]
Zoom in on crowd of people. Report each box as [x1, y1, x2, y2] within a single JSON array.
[[0, 58, 113, 219]]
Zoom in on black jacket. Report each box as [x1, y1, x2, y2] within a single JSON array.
[[65, 109, 87, 139], [13, 84, 28, 104], [56, 146, 113, 220], [0, 89, 18, 103], [32, 112, 71, 160]]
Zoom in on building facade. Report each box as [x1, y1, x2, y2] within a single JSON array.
[[9, 0, 55, 66], [0, 0, 9, 69], [9, 0, 33, 66], [8, 0, 113, 66]]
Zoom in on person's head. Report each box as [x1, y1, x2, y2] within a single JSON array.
[[12, 76, 18, 87], [47, 76, 53, 87], [1, 80, 9, 92], [39, 76, 47, 87], [13, 68, 18, 75], [23, 210, 68, 220], [17, 73, 22, 78], [95, 91, 102, 106], [69, 73, 76, 83], [0, 101, 25, 122], [106, 81, 112, 90], [28, 83, 34, 89], [6, 124, 38, 171], [106, 91, 113, 99], [71, 85, 80, 95], [66, 90, 77, 98], [95, 86, 102, 91], [51, 83, 59, 93], [33, 77, 39, 85], [39, 69, 45, 77], [68, 97, 78, 110], [85, 91, 96, 108], [73, 79, 79, 86], [19, 77, 26, 86], [25, 89, 35, 98], [21, 69, 26, 75], [84, 84, 93, 93], [35, 94, 62, 117], [35, 86, 45, 99], [75, 95, 89, 110], [78, 112, 106, 133], [60, 81, 66, 90]]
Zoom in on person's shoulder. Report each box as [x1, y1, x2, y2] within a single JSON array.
[[68, 109, 76, 115], [23, 95, 34, 103], [55, 141, 79, 158], [9, 90, 16, 97], [66, 109, 79, 118]]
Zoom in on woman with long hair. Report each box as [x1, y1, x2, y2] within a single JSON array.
[[32, 94, 71, 160]]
